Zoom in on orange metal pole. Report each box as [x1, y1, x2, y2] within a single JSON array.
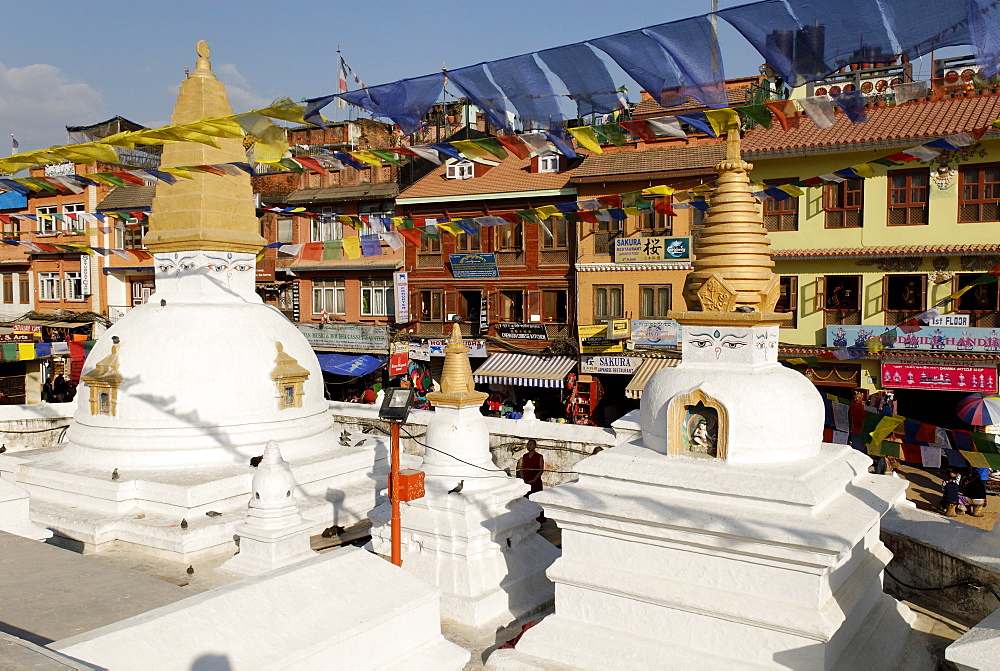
[[390, 421, 402, 567]]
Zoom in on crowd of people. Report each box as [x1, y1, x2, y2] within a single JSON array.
[[940, 467, 990, 517], [42, 374, 76, 403]]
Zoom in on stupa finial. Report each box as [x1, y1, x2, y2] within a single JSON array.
[[669, 126, 789, 327], [143, 41, 265, 254], [427, 322, 488, 408]]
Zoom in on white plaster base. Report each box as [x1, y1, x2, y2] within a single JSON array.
[[946, 606, 1000, 671], [486, 442, 928, 670], [369, 476, 558, 629], [53, 546, 470, 670], [220, 519, 317, 577], [0, 433, 383, 562], [0, 478, 52, 541]]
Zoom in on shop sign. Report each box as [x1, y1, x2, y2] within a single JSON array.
[[606, 319, 630, 339], [80, 254, 91, 296], [614, 236, 691, 263], [479, 295, 489, 334], [409, 342, 430, 361], [826, 325, 1000, 354], [927, 314, 969, 327], [297, 323, 389, 353], [0, 334, 33, 343], [255, 258, 275, 281], [496, 323, 548, 340], [630, 319, 679, 348], [581, 355, 643, 375], [428, 338, 487, 357], [579, 324, 624, 354], [881, 363, 998, 393], [393, 272, 409, 324], [449, 253, 499, 279], [12, 324, 42, 333], [389, 341, 409, 376]]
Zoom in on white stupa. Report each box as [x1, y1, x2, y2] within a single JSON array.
[[369, 323, 559, 628], [488, 131, 927, 669], [0, 43, 380, 562]]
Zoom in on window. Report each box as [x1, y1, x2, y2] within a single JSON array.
[[37, 206, 58, 235], [361, 278, 392, 317], [2, 275, 12, 304], [955, 273, 1000, 327], [593, 219, 622, 255], [446, 161, 474, 180], [960, 164, 1000, 222], [594, 285, 623, 320], [38, 272, 60, 301], [824, 180, 863, 228], [888, 170, 929, 226], [312, 279, 345, 315], [776, 276, 798, 328], [637, 207, 672, 237], [277, 218, 294, 244], [359, 202, 393, 236], [19, 276, 29, 303], [64, 271, 84, 300], [542, 289, 567, 323], [497, 223, 523, 250], [114, 219, 148, 249], [540, 217, 568, 249], [420, 289, 443, 321], [455, 226, 482, 252], [420, 231, 441, 253], [821, 275, 861, 325], [640, 285, 671, 318], [311, 210, 343, 242], [63, 204, 86, 233], [499, 290, 524, 322], [883, 274, 926, 325], [538, 155, 560, 173], [763, 185, 798, 232]]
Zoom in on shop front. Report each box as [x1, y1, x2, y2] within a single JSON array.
[[882, 360, 998, 431], [296, 322, 390, 402], [472, 352, 576, 421]]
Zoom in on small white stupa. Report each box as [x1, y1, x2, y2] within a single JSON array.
[[0, 479, 51, 540], [488, 130, 926, 669], [221, 441, 317, 576], [369, 323, 559, 628], [0, 42, 380, 562]]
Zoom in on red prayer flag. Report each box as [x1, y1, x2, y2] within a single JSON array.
[[578, 211, 598, 223], [301, 242, 323, 261], [884, 152, 920, 162], [654, 197, 677, 216], [849, 401, 866, 435], [68, 341, 85, 361], [193, 165, 228, 176], [901, 444, 922, 464], [597, 195, 622, 208], [618, 120, 658, 142], [498, 213, 520, 223], [35, 243, 60, 253], [915, 423, 937, 443], [495, 135, 531, 160], [397, 228, 423, 246], [764, 101, 799, 131], [987, 262, 1000, 277], [800, 177, 824, 186], [386, 147, 421, 158], [112, 171, 147, 186], [130, 250, 152, 260], [291, 156, 326, 174]]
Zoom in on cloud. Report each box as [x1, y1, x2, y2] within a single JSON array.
[[213, 63, 272, 112], [0, 62, 106, 152]]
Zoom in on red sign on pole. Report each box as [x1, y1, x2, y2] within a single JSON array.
[[388, 341, 409, 377], [881, 363, 998, 393]]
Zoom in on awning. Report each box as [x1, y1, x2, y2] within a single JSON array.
[[625, 358, 681, 399], [315, 352, 386, 377], [8, 319, 91, 329], [473, 353, 576, 388]]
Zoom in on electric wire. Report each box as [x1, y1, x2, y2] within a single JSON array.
[[884, 566, 1000, 602]]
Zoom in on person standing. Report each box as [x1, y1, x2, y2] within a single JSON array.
[[516, 439, 544, 495]]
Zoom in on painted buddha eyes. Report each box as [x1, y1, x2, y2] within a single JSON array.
[[690, 339, 713, 348], [207, 263, 227, 272], [233, 263, 252, 272]]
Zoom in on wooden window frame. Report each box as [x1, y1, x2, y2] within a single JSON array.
[[959, 163, 1000, 223], [824, 180, 863, 229], [762, 181, 799, 232], [594, 284, 624, 321], [636, 204, 673, 237], [497, 222, 523, 250], [542, 289, 567, 323], [498, 289, 525, 323], [540, 217, 568, 250], [639, 284, 672, 319], [887, 169, 930, 226], [776, 276, 798, 328], [820, 275, 862, 325], [419, 289, 444, 321]]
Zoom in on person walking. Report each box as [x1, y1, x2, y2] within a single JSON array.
[[516, 439, 544, 495]]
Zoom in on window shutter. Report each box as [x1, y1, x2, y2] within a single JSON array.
[[815, 276, 826, 312]]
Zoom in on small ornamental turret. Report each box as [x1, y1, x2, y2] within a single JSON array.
[[426, 322, 488, 409]]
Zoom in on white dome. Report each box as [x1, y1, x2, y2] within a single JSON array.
[[640, 362, 824, 464], [62, 297, 336, 469]]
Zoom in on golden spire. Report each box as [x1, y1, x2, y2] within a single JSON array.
[[671, 129, 789, 327], [427, 323, 488, 409], [144, 41, 265, 254]]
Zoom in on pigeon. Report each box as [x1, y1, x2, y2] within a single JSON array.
[[354, 438, 367, 447], [180, 518, 188, 529], [321, 525, 345, 538], [186, 565, 194, 575], [0, 444, 6, 454], [111, 468, 119, 481], [249, 455, 264, 467], [448, 480, 464, 495], [160, 299, 166, 307], [735, 305, 755, 313], [205, 511, 222, 517]]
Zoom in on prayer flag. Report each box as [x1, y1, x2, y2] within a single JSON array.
[[830, 91, 867, 124], [798, 96, 836, 129], [397, 228, 423, 246], [618, 120, 658, 142], [654, 198, 676, 216], [593, 124, 627, 147], [495, 135, 531, 160], [17, 343, 34, 361], [567, 127, 604, 154], [342, 236, 362, 259], [301, 242, 323, 261], [902, 146, 941, 161], [360, 234, 382, 257], [675, 113, 716, 137], [703, 109, 740, 136], [472, 138, 508, 160], [644, 116, 687, 139], [764, 100, 799, 131]]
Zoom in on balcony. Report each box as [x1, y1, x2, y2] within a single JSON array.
[[107, 305, 132, 323]]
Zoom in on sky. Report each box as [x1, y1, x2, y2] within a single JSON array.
[[0, 1, 964, 153]]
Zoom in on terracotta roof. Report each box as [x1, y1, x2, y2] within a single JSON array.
[[633, 88, 749, 119], [743, 93, 1000, 156], [282, 182, 398, 205], [96, 185, 155, 210], [571, 143, 724, 181], [398, 155, 572, 201], [772, 244, 1000, 260]]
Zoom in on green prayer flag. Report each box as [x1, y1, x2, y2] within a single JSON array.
[[869, 440, 902, 458], [971, 432, 1000, 455], [399, 218, 415, 229], [368, 149, 404, 166], [969, 274, 1000, 287], [322, 240, 343, 261], [735, 105, 772, 129], [859, 411, 882, 445], [622, 192, 644, 208], [95, 173, 126, 187], [870, 158, 903, 167], [276, 158, 305, 173], [1, 343, 16, 361], [593, 123, 627, 147], [472, 138, 508, 160], [516, 209, 542, 224], [84, 340, 96, 354]]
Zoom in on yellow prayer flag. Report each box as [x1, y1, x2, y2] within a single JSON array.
[[566, 127, 603, 154], [160, 167, 196, 179], [167, 126, 222, 148], [342, 236, 362, 259], [438, 222, 463, 235], [961, 451, 991, 468], [256, 248, 267, 261], [192, 117, 246, 139], [866, 337, 884, 354], [642, 185, 674, 196], [703, 109, 740, 137], [451, 140, 494, 160], [535, 205, 560, 218], [17, 343, 35, 361], [12, 179, 45, 192], [867, 415, 904, 447], [850, 163, 875, 179], [777, 184, 804, 198], [624, 207, 642, 216], [254, 98, 308, 124], [672, 191, 692, 202], [348, 151, 383, 168]]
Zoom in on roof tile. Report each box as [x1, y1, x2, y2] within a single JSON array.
[[398, 155, 571, 200], [571, 143, 725, 179]]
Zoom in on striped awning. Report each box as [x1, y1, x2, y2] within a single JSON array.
[[625, 358, 681, 399], [473, 353, 576, 388]]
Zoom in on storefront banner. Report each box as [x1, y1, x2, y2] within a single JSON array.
[[606, 319, 630, 339], [297, 323, 389, 353], [496, 323, 548, 340], [80, 254, 91, 296], [429, 338, 487, 357], [826, 325, 1000, 354], [449, 253, 499, 279], [579, 324, 624, 354], [12, 324, 42, 333], [409, 342, 430, 361], [393, 272, 409, 324], [881, 363, 998, 393], [0, 334, 33, 343], [614, 236, 691, 263], [581, 355, 643, 375], [389, 341, 409, 376], [630, 319, 679, 348], [928, 314, 969, 327]]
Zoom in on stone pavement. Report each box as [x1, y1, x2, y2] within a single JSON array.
[[895, 463, 998, 531]]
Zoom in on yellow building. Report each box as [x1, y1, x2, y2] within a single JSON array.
[[743, 92, 1000, 423]]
